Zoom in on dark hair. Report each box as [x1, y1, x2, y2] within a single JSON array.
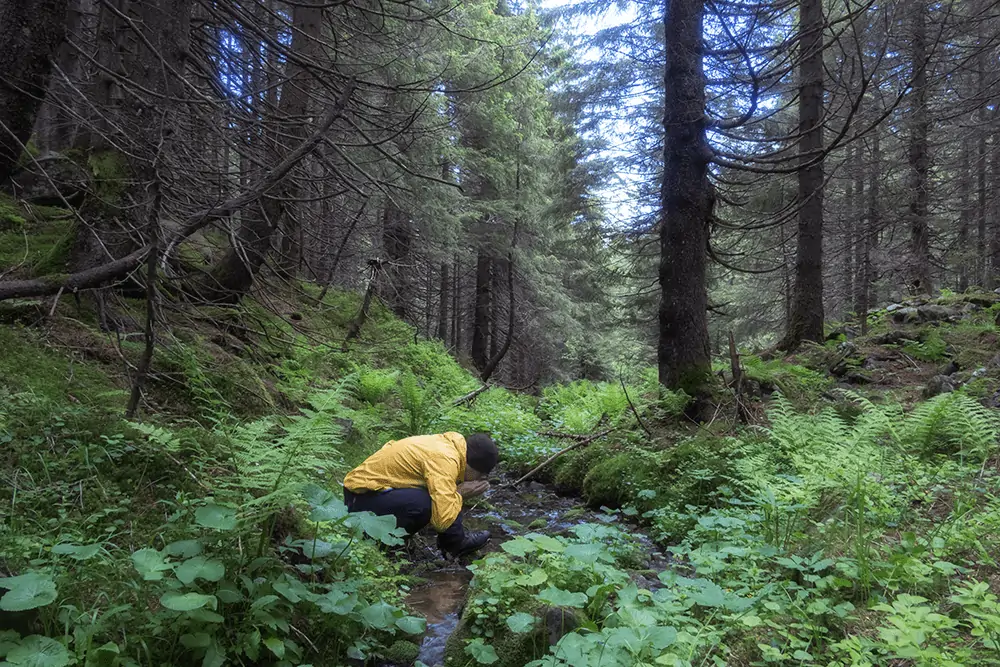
[[466, 433, 498, 474]]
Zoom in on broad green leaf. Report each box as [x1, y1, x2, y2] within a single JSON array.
[[361, 601, 398, 629], [740, 614, 763, 628], [527, 534, 565, 553], [564, 543, 608, 564], [506, 612, 537, 633], [180, 633, 212, 649], [274, 577, 314, 603], [51, 543, 102, 560], [160, 591, 217, 612], [346, 512, 405, 545], [195, 504, 237, 530], [131, 548, 171, 581], [308, 497, 348, 522], [263, 637, 285, 659], [0, 573, 58, 612], [396, 616, 427, 634], [536, 587, 588, 608], [514, 568, 548, 587], [202, 639, 225, 667], [164, 540, 203, 558], [316, 590, 357, 615], [174, 557, 225, 585], [250, 594, 281, 611], [647, 626, 678, 649], [5, 635, 70, 667], [500, 537, 536, 557], [465, 639, 499, 665]]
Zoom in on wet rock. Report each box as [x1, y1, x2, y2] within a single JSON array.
[[845, 371, 873, 385], [544, 607, 584, 646], [891, 307, 920, 324], [961, 294, 996, 308], [870, 330, 910, 346], [916, 304, 960, 322], [939, 361, 960, 376], [886, 303, 905, 313], [923, 375, 955, 398]]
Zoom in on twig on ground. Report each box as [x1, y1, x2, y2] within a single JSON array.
[[620, 376, 652, 436], [504, 428, 614, 488]]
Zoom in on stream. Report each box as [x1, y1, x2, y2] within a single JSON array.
[[398, 479, 668, 667]]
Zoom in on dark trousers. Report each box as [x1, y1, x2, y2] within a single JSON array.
[[343, 487, 466, 553]]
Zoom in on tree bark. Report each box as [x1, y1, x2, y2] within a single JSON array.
[[906, 3, 933, 295], [0, 0, 71, 183], [658, 0, 712, 395], [779, 0, 825, 350], [959, 136, 972, 292], [437, 262, 450, 341], [471, 252, 492, 372]]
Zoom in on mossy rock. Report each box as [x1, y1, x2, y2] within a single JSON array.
[[380, 640, 421, 665], [551, 442, 612, 492]]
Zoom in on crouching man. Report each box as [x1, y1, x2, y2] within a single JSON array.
[[342, 432, 496, 558]]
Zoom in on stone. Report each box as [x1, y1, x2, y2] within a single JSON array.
[[886, 303, 904, 313], [544, 607, 583, 646], [845, 371, 873, 385], [870, 330, 909, 346], [923, 375, 955, 398], [939, 360, 960, 376], [988, 353, 1000, 370], [891, 307, 920, 324], [916, 304, 959, 322]]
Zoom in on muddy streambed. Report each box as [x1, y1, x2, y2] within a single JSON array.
[[398, 479, 668, 667]]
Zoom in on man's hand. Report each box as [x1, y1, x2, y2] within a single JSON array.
[[458, 480, 490, 498]]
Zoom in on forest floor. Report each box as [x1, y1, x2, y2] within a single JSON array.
[[4, 284, 1000, 667]]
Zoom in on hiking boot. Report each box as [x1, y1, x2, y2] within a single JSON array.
[[443, 530, 491, 559]]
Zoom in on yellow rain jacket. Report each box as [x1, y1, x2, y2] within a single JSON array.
[[343, 432, 468, 531]]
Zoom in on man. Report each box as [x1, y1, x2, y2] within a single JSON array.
[[342, 432, 496, 557]]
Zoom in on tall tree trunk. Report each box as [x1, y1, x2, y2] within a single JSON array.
[[437, 262, 450, 341], [989, 121, 1000, 289], [0, 0, 71, 183], [658, 0, 711, 395], [857, 130, 880, 331], [779, 0, 825, 350], [379, 201, 410, 318], [959, 136, 972, 292], [471, 252, 492, 372], [842, 142, 855, 316], [906, 3, 933, 295], [452, 254, 461, 353], [853, 135, 868, 320]]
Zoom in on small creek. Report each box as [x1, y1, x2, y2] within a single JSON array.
[[399, 479, 668, 667]]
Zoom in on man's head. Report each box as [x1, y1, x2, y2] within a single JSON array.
[[464, 433, 498, 481]]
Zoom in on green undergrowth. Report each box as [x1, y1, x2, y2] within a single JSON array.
[[0, 193, 73, 278], [450, 390, 1000, 667], [0, 285, 671, 666]]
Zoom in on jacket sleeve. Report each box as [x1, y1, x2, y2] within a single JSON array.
[[423, 455, 463, 532]]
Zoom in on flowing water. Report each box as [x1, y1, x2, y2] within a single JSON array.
[[399, 479, 669, 666]]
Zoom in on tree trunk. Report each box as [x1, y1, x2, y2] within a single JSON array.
[[906, 3, 933, 295], [853, 135, 869, 321], [437, 262, 450, 341], [0, 0, 71, 183], [471, 252, 492, 372], [959, 136, 972, 292], [658, 0, 712, 395], [842, 142, 855, 316], [452, 254, 461, 353], [779, 0, 825, 350], [380, 201, 411, 318]]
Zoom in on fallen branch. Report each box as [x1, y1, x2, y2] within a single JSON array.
[[452, 384, 491, 407], [504, 428, 613, 488], [538, 431, 595, 440]]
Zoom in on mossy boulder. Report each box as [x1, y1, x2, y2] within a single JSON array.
[[379, 639, 420, 666]]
